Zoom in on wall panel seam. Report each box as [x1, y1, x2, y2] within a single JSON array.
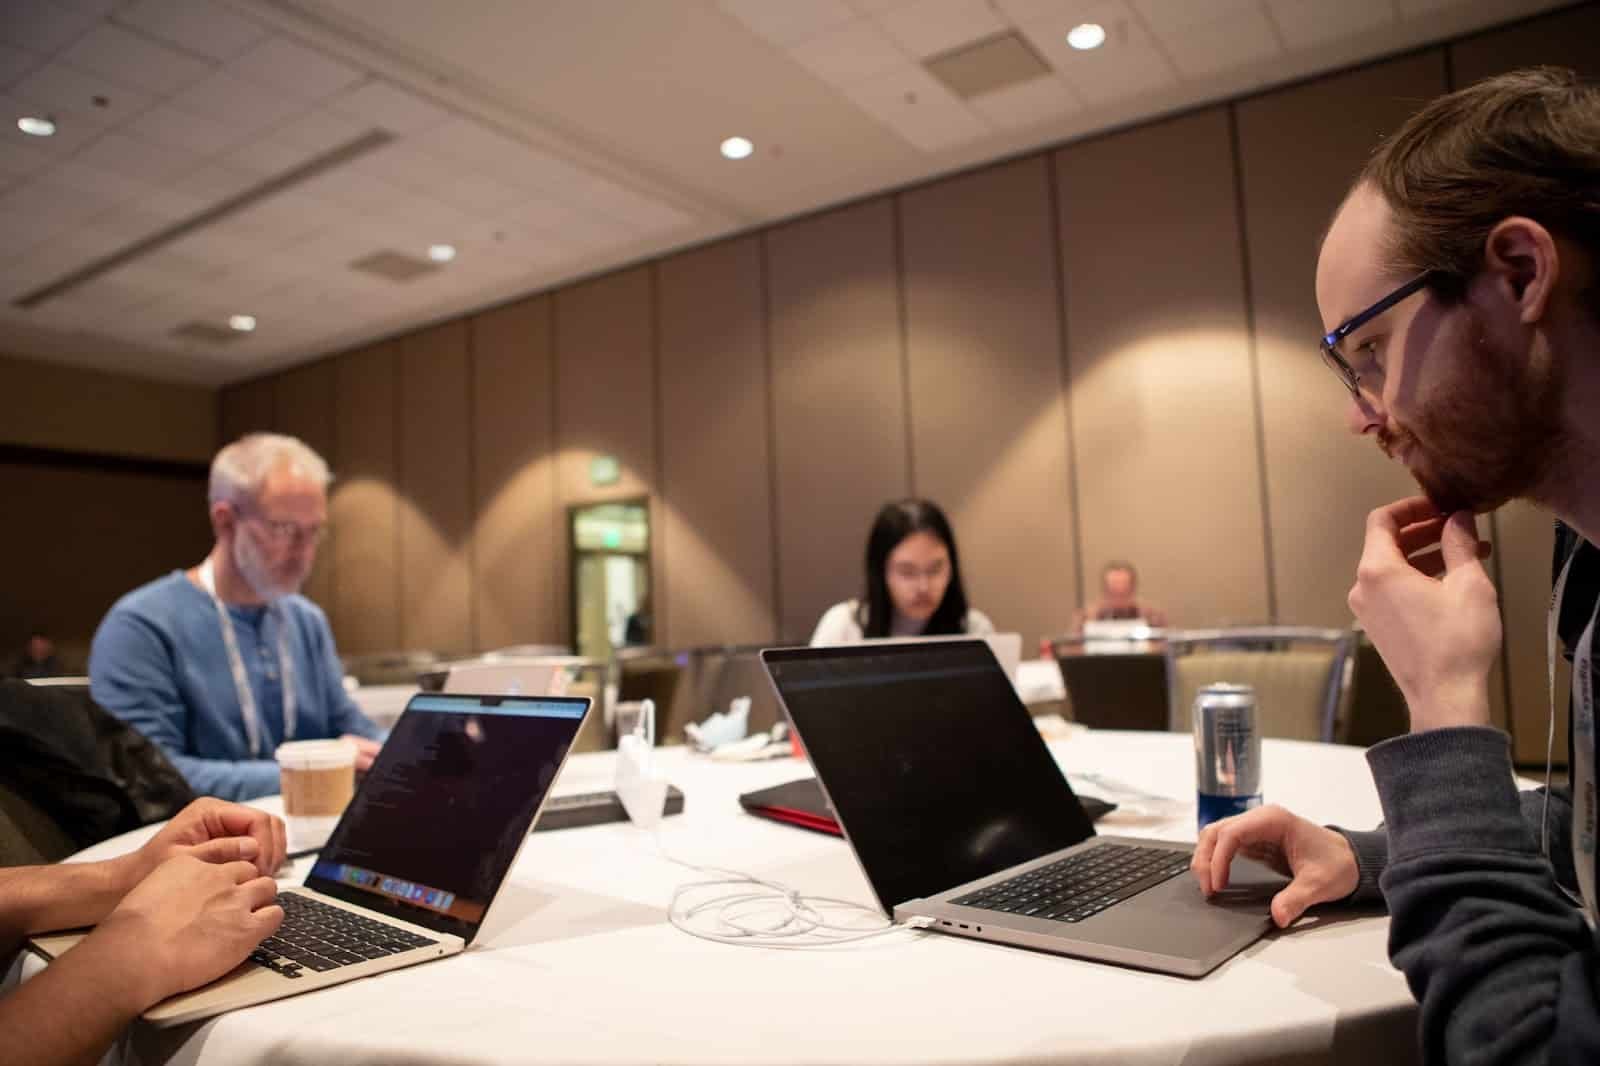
[[1228, 102, 1280, 624], [892, 193, 916, 496], [466, 318, 480, 653], [1046, 150, 1086, 613], [650, 264, 667, 646], [759, 232, 783, 640]]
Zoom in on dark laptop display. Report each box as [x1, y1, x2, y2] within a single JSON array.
[[763, 642, 1095, 911], [307, 694, 588, 942]]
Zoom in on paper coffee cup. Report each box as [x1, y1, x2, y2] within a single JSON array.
[[275, 739, 355, 851]]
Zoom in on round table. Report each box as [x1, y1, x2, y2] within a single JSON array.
[[75, 731, 1419, 1066]]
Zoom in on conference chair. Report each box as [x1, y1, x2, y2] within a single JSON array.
[[1339, 632, 1410, 746], [1164, 627, 1355, 742]]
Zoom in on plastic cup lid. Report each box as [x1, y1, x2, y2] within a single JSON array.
[[274, 738, 355, 770]]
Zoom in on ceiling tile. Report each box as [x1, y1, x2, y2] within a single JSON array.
[[788, 19, 909, 86], [0, 2, 96, 55], [717, 0, 859, 47], [874, 0, 1007, 59], [0, 205, 74, 249], [1268, 0, 1393, 51], [407, 117, 530, 170], [76, 130, 198, 183], [0, 173, 118, 223], [167, 69, 311, 134], [0, 41, 42, 89], [1155, 7, 1280, 79], [58, 22, 214, 95], [425, 171, 530, 216], [1131, 0, 1264, 32], [0, 136, 56, 179], [167, 160, 266, 203], [53, 0, 123, 15], [567, 175, 692, 232], [54, 157, 155, 203], [330, 78, 451, 135], [227, 35, 364, 100], [290, 167, 407, 215], [90, 202, 177, 244], [843, 64, 987, 152], [968, 74, 1082, 129], [225, 136, 326, 178], [124, 101, 246, 154], [269, 107, 369, 154], [11, 60, 157, 128], [113, 0, 270, 61]]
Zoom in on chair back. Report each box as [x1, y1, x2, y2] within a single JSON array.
[[1051, 636, 1170, 731], [1340, 634, 1409, 746], [1164, 627, 1354, 742]]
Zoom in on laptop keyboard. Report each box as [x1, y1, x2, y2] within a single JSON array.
[[951, 843, 1191, 924], [248, 892, 438, 979]]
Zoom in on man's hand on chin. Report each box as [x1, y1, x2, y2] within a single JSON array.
[[1348, 498, 1500, 733]]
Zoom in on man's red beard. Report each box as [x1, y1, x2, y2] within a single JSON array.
[[1377, 311, 1566, 515]]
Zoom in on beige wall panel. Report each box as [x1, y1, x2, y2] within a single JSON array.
[[657, 237, 776, 648], [767, 198, 910, 642], [274, 360, 337, 612], [1454, 5, 1600, 761], [398, 321, 474, 655], [1056, 108, 1268, 629], [0, 463, 211, 659], [901, 158, 1077, 650], [331, 342, 400, 654], [1451, 4, 1600, 84], [472, 296, 560, 650], [553, 267, 656, 647], [1239, 53, 1446, 628], [0, 353, 216, 463], [219, 377, 276, 447]]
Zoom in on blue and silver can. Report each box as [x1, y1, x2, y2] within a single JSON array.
[[1194, 683, 1262, 830]]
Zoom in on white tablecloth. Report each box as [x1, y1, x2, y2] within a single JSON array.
[[74, 732, 1417, 1066]]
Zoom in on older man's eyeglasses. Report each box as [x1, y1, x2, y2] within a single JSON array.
[[1319, 270, 1436, 396], [240, 508, 326, 548]]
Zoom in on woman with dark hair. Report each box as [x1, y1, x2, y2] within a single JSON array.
[[809, 499, 994, 645]]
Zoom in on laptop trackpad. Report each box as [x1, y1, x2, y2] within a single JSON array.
[[1084, 856, 1283, 958]]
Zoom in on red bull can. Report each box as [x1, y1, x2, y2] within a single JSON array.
[[1194, 683, 1262, 830]]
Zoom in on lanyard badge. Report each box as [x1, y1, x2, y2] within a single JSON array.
[[197, 557, 297, 757]]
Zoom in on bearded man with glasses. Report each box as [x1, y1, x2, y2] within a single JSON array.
[[91, 433, 384, 801], [1190, 67, 1600, 1063]]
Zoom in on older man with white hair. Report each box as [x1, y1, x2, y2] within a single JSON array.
[[91, 433, 383, 801]]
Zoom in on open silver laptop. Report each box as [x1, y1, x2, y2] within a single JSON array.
[[443, 659, 564, 697], [31, 692, 591, 1026], [761, 641, 1283, 977]]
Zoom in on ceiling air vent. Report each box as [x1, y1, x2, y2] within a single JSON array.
[[349, 250, 442, 282], [172, 321, 249, 344], [924, 30, 1053, 100]]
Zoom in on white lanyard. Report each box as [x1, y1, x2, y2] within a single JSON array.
[[1546, 540, 1598, 926], [197, 558, 295, 758]]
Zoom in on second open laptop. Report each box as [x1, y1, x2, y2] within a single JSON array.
[[761, 640, 1282, 977], [31, 691, 591, 1026]]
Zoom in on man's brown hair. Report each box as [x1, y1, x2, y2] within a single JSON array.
[[1360, 66, 1600, 314]]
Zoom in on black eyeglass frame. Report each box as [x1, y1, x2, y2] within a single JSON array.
[[1319, 270, 1438, 395]]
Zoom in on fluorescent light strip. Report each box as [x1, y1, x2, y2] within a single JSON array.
[[13, 128, 397, 310]]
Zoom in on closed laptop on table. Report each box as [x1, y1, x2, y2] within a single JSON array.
[[30, 692, 590, 1026], [761, 640, 1282, 977]]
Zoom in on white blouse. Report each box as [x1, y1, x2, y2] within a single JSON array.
[[808, 599, 996, 646]]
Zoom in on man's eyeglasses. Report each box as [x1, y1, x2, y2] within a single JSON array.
[[240, 508, 326, 548], [1319, 270, 1437, 396]]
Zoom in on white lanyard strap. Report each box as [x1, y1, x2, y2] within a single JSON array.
[[1546, 540, 1599, 926], [197, 558, 295, 757]]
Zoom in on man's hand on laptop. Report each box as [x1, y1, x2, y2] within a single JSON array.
[[82, 855, 284, 1011], [342, 734, 381, 773], [123, 798, 287, 885], [1191, 805, 1359, 928]]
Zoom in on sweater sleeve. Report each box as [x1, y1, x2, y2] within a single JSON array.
[[89, 608, 279, 802], [1368, 726, 1600, 1065]]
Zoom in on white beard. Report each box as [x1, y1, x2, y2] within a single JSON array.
[[233, 530, 301, 602]]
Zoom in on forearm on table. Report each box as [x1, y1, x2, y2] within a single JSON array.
[[1371, 727, 1600, 1064], [169, 751, 281, 802], [0, 856, 140, 949], [0, 929, 158, 1066]]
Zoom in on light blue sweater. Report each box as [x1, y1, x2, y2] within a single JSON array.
[[90, 571, 383, 801]]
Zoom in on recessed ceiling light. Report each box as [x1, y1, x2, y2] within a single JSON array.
[[427, 243, 456, 263], [1067, 23, 1106, 50], [720, 136, 754, 161], [17, 115, 55, 137], [228, 314, 257, 333]]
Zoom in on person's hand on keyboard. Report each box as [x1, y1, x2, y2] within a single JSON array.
[[88, 855, 284, 1010], [1190, 805, 1359, 928], [126, 798, 287, 882]]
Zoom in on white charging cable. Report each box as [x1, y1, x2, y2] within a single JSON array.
[[650, 833, 927, 949]]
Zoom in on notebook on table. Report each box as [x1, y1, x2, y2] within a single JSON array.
[[29, 692, 591, 1026], [739, 777, 1115, 837], [761, 640, 1282, 978]]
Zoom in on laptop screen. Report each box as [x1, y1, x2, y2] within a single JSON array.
[[305, 693, 589, 943], [763, 641, 1094, 912]]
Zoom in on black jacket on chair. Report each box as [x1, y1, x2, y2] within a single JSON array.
[[0, 679, 193, 863]]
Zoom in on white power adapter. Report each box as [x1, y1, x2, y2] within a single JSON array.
[[614, 698, 669, 829]]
